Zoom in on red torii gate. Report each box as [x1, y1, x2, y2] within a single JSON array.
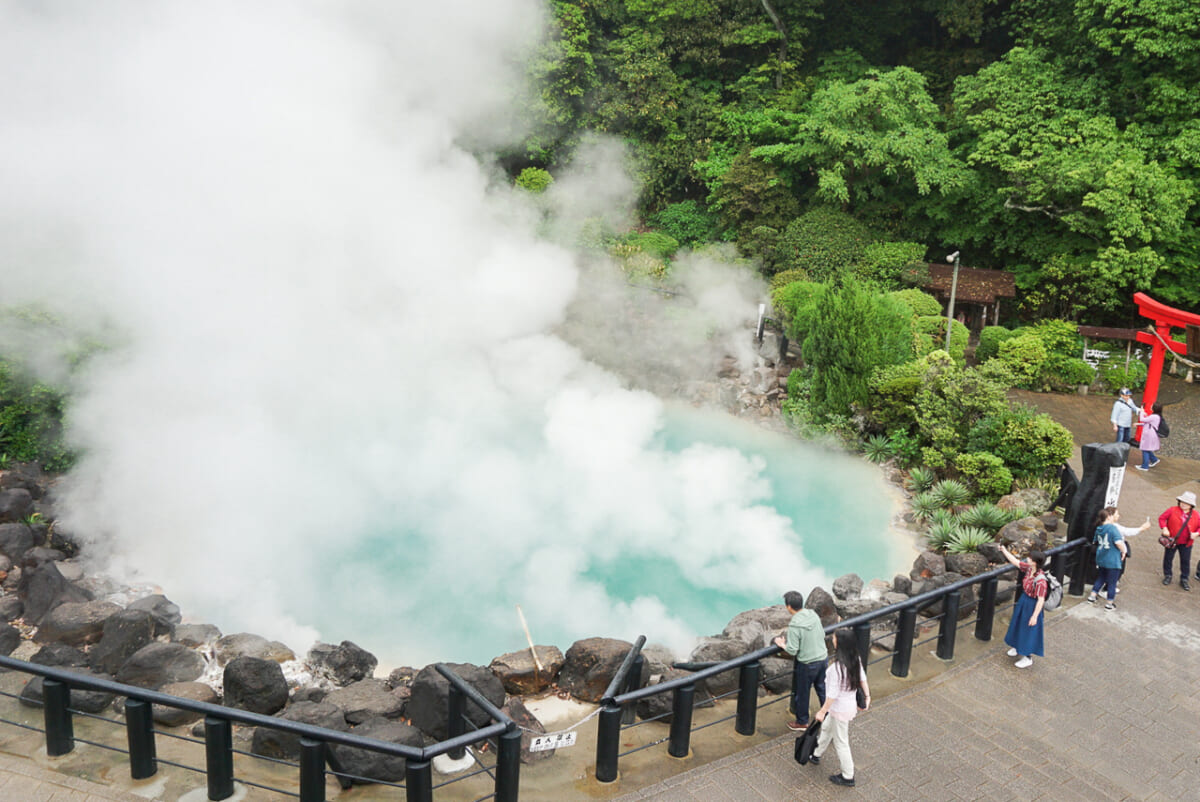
[[1133, 292, 1200, 408]]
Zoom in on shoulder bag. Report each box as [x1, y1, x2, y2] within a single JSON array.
[[1159, 511, 1194, 549]]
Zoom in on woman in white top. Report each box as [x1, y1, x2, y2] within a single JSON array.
[[811, 627, 869, 787]]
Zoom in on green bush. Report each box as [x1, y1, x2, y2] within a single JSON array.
[[769, 268, 810, 291], [515, 167, 553, 193], [776, 207, 878, 281], [957, 502, 1011, 533], [1041, 355, 1096, 390], [862, 434, 893, 463], [1028, 319, 1081, 357], [889, 429, 922, 467], [1099, 359, 1148, 391], [915, 316, 968, 362], [954, 452, 1014, 499], [622, 231, 680, 259], [975, 325, 1014, 362], [986, 410, 1074, 478], [866, 360, 925, 433], [856, 241, 928, 288], [646, 200, 721, 245], [997, 333, 1048, 388], [888, 288, 942, 317], [0, 360, 73, 471], [772, 280, 827, 337]]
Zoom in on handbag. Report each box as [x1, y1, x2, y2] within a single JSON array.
[[1159, 511, 1194, 549], [793, 718, 822, 765], [856, 687, 868, 709]]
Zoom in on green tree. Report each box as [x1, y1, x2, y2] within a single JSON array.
[[802, 282, 911, 418]]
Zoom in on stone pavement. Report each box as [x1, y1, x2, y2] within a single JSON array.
[[615, 396, 1200, 802], [0, 752, 145, 802]]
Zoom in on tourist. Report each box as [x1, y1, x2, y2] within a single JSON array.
[[1135, 402, 1163, 470], [999, 544, 1046, 668], [1087, 507, 1129, 609], [811, 627, 869, 787], [1160, 491, 1200, 590], [772, 590, 827, 732], [1110, 388, 1137, 443]]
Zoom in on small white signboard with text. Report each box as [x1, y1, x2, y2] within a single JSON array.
[[1105, 465, 1125, 508], [529, 732, 577, 752]]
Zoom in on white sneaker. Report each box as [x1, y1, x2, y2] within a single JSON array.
[[1014, 657, 1033, 669], [1006, 647, 1018, 657]]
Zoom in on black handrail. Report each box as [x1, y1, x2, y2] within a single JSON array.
[[595, 536, 1089, 782], [0, 654, 520, 801]]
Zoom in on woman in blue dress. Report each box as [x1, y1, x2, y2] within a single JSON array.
[[999, 544, 1047, 669]]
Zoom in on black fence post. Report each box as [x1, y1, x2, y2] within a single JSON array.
[[204, 716, 235, 801], [595, 702, 622, 782], [299, 738, 326, 802], [735, 661, 759, 736], [124, 698, 157, 780], [42, 679, 74, 757], [891, 607, 918, 678], [495, 725, 522, 802], [405, 758, 433, 802], [975, 576, 998, 641], [853, 621, 872, 664], [621, 655, 644, 726], [936, 590, 962, 660], [447, 685, 466, 761], [667, 684, 695, 759]]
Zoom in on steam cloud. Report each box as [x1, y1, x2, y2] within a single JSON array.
[[0, 1, 888, 667]]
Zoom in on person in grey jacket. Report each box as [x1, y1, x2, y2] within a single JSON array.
[[772, 590, 828, 731], [1110, 388, 1137, 443]]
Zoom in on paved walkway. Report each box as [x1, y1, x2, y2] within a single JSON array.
[[616, 394, 1200, 801]]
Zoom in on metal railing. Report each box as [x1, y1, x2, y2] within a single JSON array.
[[0, 658, 520, 802], [0, 536, 1092, 800], [593, 536, 1090, 783]]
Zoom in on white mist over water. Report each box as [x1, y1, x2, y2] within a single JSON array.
[[0, 1, 899, 667]]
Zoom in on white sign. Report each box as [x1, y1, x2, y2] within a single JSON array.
[[529, 732, 576, 752], [1083, 348, 1111, 368], [1105, 465, 1125, 508]]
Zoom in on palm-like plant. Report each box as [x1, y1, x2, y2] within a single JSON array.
[[911, 491, 940, 523], [906, 466, 936, 493], [862, 434, 893, 464], [930, 478, 972, 509], [926, 520, 959, 552], [947, 526, 994, 554], [957, 503, 1010, 534], [929, 508, 956, 529]]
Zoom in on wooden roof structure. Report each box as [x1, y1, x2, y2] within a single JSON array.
[[919, 264, 1016, 305]]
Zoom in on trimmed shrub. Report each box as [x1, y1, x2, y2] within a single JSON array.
[[1099, 359, 1148, 391], [772, 280, 827, 336], [975, 325, 1014, 362], [1041, 356, 1096, 391], [1028, 319, 1081, 357], [997, 333, 1048, 388], [769, 268, 810, 291], [954, 452, 1014, 499], [515, 167, 553, 193], [857, 241, 928, 288], [623, 231, 680, 259], [776, 207, 878, 281], [888, 288, 943, 317], [915, 316, 968, 362]]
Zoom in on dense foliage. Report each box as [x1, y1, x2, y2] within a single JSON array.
[[513, 0, 1200, 320]]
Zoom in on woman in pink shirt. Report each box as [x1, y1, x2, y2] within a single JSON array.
[[811, 627, 870, 787], [1136, 402, 1163, 471]]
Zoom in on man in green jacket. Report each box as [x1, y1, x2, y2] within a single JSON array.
[[772, 589, 828, 731]]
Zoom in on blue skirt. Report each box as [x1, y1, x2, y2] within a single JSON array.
[[1004, 591, 1045, 657]]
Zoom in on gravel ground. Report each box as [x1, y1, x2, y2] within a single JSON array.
[[1146, 373, 1200, 461]]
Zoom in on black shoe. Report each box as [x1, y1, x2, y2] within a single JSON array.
[[1163, 577, 1173, 585], [810, 755, 820, 765], [829, 774, 856, 787], [1182, 580, 1191, 591]]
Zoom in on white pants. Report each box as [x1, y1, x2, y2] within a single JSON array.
[[813, 716, 853, 779]]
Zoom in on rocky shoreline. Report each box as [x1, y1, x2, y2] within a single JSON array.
[[0, 379, 1062, 787]]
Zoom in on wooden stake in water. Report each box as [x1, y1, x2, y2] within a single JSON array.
[[516, 604, 544, 674]]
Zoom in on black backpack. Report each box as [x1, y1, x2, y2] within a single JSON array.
[[1158, 415, 1170, 438]]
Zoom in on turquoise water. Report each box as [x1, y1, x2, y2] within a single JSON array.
[[294, 405, 911, 668]]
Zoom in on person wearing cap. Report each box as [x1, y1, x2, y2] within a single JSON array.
[[1110, 388, 1137, 443], [1159, 491, 1200, 590]]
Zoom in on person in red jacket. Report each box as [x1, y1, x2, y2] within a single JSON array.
[[1160, 491, 1200, 590]]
